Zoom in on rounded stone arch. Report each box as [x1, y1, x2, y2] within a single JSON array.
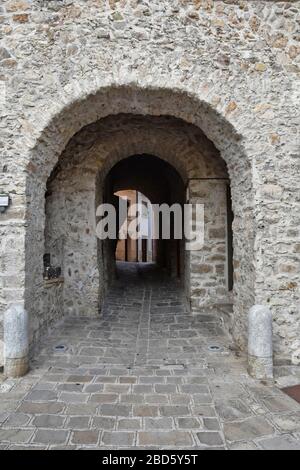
[[50, 113, 228, 187], [23, 81, 254, 351]]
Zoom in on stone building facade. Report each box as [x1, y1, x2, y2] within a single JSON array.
[[0, 0, 299, 370]]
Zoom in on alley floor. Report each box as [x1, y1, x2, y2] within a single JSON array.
[[0, 262, 300, 450]]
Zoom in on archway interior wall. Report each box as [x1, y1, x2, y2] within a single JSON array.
[[43, 115, 233, 334]]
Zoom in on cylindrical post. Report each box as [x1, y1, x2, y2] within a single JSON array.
[[248, 305, 273, 380], [0, 339, 3, 368], [4, 304, 29, 378]]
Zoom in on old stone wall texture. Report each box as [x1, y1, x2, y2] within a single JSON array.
[[0, 0, 299, 365]]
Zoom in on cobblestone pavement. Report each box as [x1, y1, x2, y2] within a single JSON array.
[[1, 263, 300, 450]]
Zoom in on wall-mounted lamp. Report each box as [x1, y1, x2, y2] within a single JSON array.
[[0, 194, 10, 213]]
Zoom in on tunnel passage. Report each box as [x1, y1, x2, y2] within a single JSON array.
[[42, 114, 233, 337], [100, 154, 186, 284]]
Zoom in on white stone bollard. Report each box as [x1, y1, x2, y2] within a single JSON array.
[[248, 305, 273, 380], [0, 339, 3, 368], [4, 304, 29, 378]]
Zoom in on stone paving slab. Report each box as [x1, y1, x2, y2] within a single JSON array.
[[0, 263, 300, 450]]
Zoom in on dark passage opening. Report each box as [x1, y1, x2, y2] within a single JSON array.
[[101, 154, 185, 284]]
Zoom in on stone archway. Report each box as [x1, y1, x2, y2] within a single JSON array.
[[26, 97, 253, 356], [0, 83, 256, 372]]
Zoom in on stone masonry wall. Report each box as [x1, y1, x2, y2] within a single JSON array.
[[188, 179, 231, 313], [0, 0, 299, 363]]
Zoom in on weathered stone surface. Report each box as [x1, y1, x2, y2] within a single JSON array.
[[196, 432, 223, 447], [138, 431, 193, 447], [215, 399, 252, 422], [4, 305, 29, 378], [0, 429, 33, 444], [32, 415, 65, 428], [71, 430, 99, 445], [248, 305, 273, 380], [102, 431, 134, 446], [0, 47, 11, 60], [269, 412, 300, 433], [224, 417, 274, 442], [117, 418, 141, 431], [33, 429, 69, 445], [258, 435, 300, 451]]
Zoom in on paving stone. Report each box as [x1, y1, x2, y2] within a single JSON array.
[[119, 377, 137, 384], [269, 412, 300, 432], [33, 429, 69, 445], [191, 405, 216, 418], [185, 376, 208, 385], [0, 412, 9, 424], [133, 385, 153, 394], [32, 415, 65, 428], [144, 418, 174, 430], [160, 406, 190, 417], [203, 418, 220, 430], [133, 405, 159, 417], [84, 384, 104, 393], [196, 432, 224, 447], [8, 444, 47, 450], [95, 376, 117, 383], [166, 377, 183, 384], [59, 392, 89, 403], [3, 413, 31, 427], [138, 431, 193, 447], [65, 404, 98, 415], [101, 404, 132, 417], [169, 394, 192, 405], [155, 384, 177, 393], [89, 393, 118, 404], [57, 383, 84, 392], [180, 384, 210, 394], [104, 384, 131, 393], [224, 417, 275, 442], [258, 435, 300, 450], [67, 416, 90, 429], [145, 394, 169, 404], [229, 441, 259, 450], [177, 417, 202, 429], [71, 430, 99, 445], [215, 399, 253, 422], [102, 431, 135, 446], [49, 445, 77, 450], [193, 394, 213, 404], [139, 377, 164, 384], [32, 383, 57, 391], [0, 429, 34, 444], [92, 416, 115, 430], [118, 418, 141, 430], [260, 395, 300, 413], [25, 390, 58, 401], [67, 375, 94, 383], [18, 402, 65, 415]]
